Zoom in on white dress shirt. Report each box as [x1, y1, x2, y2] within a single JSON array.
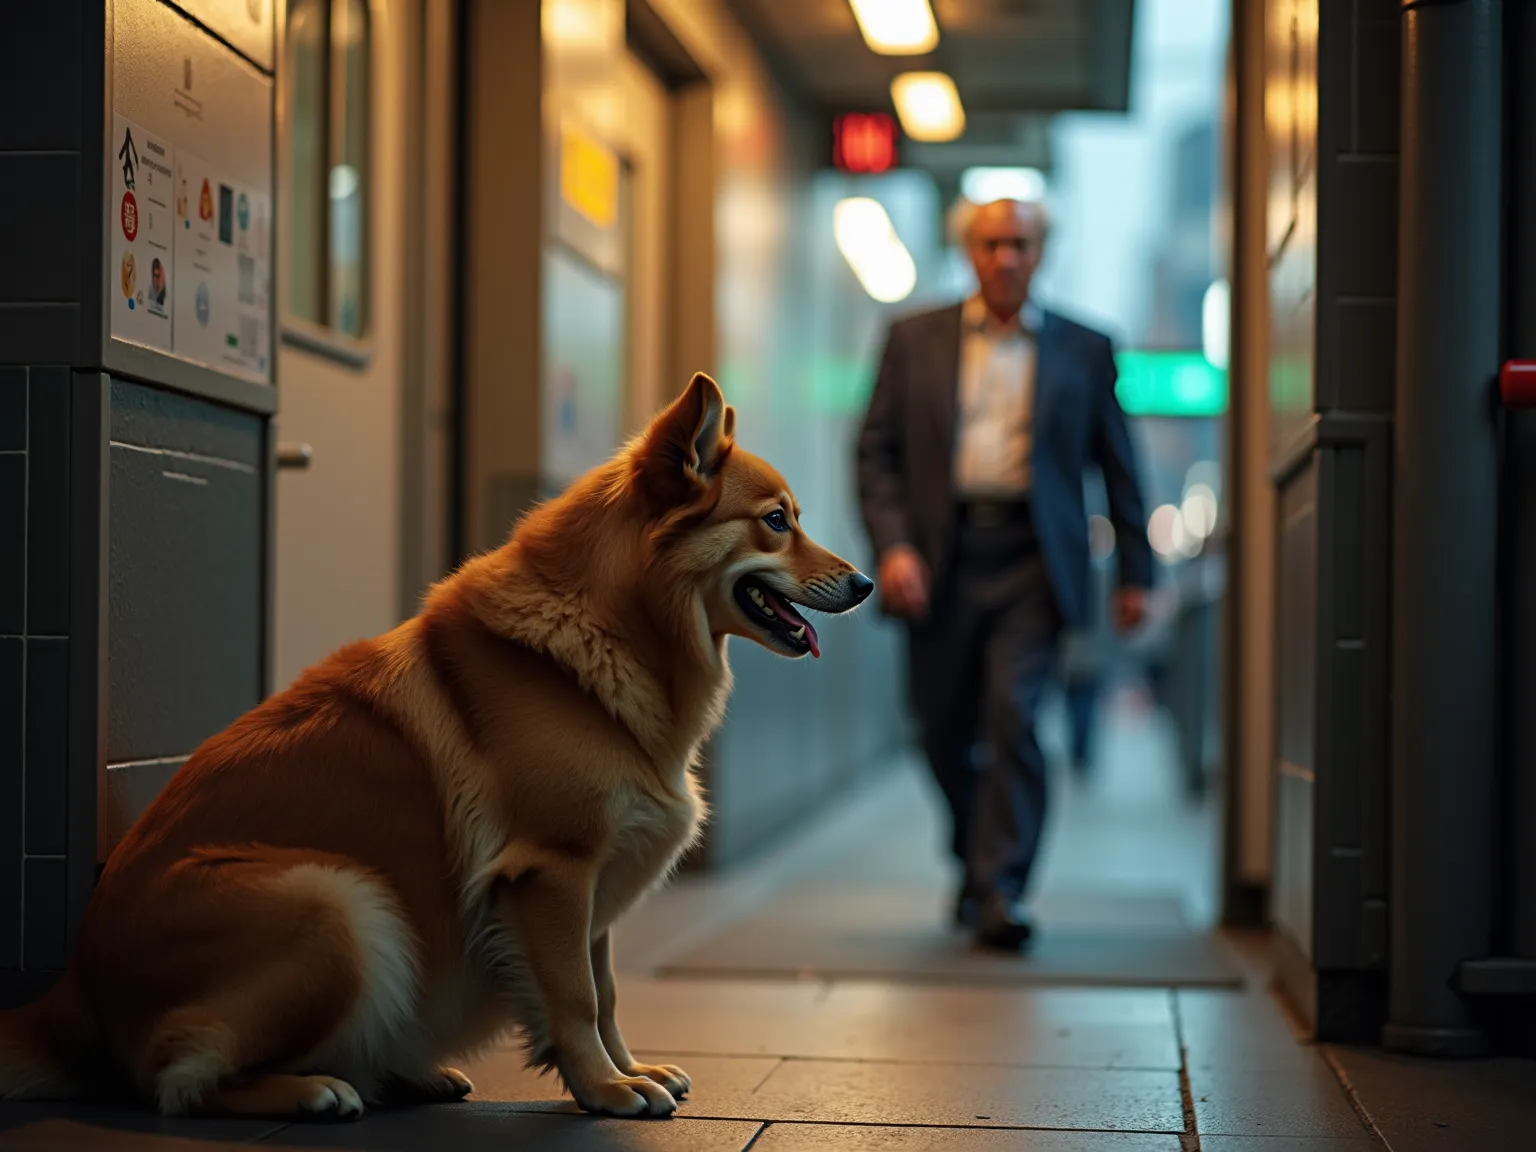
[[953, 295, 1043, 497]]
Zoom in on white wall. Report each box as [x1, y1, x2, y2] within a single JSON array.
[[272, 0, 409, 690]]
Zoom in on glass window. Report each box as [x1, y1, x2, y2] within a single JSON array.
[[285, 0, 370, 339]]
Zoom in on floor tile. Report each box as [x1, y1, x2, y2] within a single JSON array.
[[752, 1124, 1184, 1150], [1177, 990, 1317, 1073], [611, 978, 1179, 1069], [743, 1061, 1184, 1132], [810, 984, 1181, 1069], [1191, 1066, 1374, 1138], [1328, 1046, 1536, 1152], [605, 978, 831, 1058], [0, 1104, 282, 1151], [1199, 1139, 1382, 1151], [657, 885, 1241, 989], [252, 1106, 761, 1151], [457, 1049, 778, 1114]]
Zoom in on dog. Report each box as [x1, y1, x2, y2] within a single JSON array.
[[0, 372, 872, 1121]]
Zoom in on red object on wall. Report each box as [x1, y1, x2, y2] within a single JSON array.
[[834, 113, 898, 174], [1501, 360, 1536, 408]]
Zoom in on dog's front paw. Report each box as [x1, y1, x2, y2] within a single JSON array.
[[420, 1066, 475, 1101], [627, 1062, 691, 1099], [574, 1075, 678, 1118]]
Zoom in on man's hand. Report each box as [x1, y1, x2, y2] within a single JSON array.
[[878, 544, 930, 620], [1113, 587, 1148, 634]]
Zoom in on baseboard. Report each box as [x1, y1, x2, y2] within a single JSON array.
[[1272, 929, 1385, 1043], [1222, 879, 1269, 930]]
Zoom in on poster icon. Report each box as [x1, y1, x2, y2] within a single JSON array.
[[118, 128, 138, 190], [237, 192, 250, 231], [218, 184, 234, 245], [195, 281, 211, 326], [150, 258, 167, 308], [199, 178, 214, 222], [121, 191, 138, 241], [121, 252, 137, 301]]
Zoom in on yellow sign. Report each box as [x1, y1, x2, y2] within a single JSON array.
[[560, 123, 619, 230]]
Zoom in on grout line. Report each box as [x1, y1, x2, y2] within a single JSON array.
[[651, 1115, 1190, 1136], [1170, 988, 1202, 1152], [748, 1058, 784, 1095], [243, 1122, 294, 1144], [739, 1121, 771, 1151], [1321, 1047, 1394, 1148], [17, 368, 27, 965], [650, 968, 1244, 992], [645, 1048, 1184, 1073]]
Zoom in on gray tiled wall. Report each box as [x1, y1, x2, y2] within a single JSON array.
[[0, 367, 75, 973], [1267, 0, 1399, 1041]]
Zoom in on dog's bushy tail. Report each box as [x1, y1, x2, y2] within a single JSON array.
[[0, 973, 102, 1101]]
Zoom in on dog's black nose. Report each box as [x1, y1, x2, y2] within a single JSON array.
[[849, 572, 875, 604]]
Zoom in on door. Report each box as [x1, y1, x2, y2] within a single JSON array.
[[273, 0, 454, 689], [618, 50, 672, 430]]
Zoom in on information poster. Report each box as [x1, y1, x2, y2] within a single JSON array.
[[110, 114, 175, 352], [109, 114, 272, 383]]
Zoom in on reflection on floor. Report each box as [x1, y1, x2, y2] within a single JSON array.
[[3, 695, 1534, 1149]]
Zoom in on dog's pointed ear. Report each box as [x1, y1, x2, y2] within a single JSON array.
[[643, 372, 732, 484]]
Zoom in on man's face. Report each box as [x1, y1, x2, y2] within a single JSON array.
[[967, 200, 1045, 316]]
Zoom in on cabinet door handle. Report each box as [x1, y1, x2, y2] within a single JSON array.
[[276, 442, 313, 470]]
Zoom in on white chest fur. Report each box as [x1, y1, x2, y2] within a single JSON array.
[[593, 781, 705, 933]]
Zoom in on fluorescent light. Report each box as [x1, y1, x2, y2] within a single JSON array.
[[960, 167, 1047, 205], [1148, 504, 1182, 562], [833, 197, 917, 304], [832, 197, 890, 249], [890, 72, 965, 143], [848, 0, 939, 55], [1202, 277, 1230, 370], [329, 164, 359, 201], [1181, 484, 1219, 540]]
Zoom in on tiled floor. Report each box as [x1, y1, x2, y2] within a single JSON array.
[[3, 694, 1532, 1149]]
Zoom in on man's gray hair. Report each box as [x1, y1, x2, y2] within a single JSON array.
[[948, 197, 1052, 248]]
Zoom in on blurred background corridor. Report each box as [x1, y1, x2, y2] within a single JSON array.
[[6, 0, 1536, 1147]]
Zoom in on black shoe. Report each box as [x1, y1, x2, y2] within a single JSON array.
[[953, 886, 982, 929], [973, 892, 1035, 952]]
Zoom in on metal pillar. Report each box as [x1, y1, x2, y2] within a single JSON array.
[[1508, 0, 1536, 975], [1386, 0, 1502, 1057]]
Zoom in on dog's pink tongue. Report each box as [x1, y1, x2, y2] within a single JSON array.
[[763, 588, 821, 658]]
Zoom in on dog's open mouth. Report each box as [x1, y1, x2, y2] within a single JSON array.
[[734, 577, 821, 658]]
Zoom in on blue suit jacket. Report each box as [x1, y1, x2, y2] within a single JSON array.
[[855, 302, 1153, 629]]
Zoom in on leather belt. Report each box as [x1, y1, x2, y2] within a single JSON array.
[[956, 497, 1031, 529]]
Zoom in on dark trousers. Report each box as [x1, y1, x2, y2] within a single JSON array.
[[907, 506, 1062, 903], [1063, 677, 1099, 769]]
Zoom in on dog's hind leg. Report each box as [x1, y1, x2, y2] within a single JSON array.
[[131, 854, 419, 1119], [200, 1074, 366, 1119]]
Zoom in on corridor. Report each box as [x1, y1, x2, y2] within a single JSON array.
[[5, 697, 1530, 1150]]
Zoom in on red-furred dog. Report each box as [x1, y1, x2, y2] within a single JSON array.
[[0, 374, 871, 1121]]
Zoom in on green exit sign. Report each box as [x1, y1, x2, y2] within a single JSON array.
[[1115, 350, 1228, 417]]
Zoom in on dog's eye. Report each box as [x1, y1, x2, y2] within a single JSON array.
[[764, 510, 789, 532]]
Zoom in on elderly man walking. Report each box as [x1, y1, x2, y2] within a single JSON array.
[[856, 198, 1153, 951]]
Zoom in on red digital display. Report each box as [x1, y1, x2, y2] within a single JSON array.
[[834, 113, 898, 174]]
